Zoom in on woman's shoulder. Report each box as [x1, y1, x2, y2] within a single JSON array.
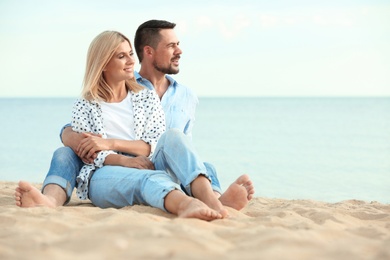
[[73, 98, 100, 108], [132, 88, 159, 101]]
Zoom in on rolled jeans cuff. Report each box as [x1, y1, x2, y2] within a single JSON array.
[[42, 175, 73, 205], [211, 184, 222, 195], [182, 172, 212, 197]]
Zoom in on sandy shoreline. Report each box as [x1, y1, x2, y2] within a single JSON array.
[[1, 181, 389, 260]]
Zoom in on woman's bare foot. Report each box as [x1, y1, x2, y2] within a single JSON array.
[[15, 181, 57, 208], [219, 174, 255, 210], [177, 198, 223, 221]]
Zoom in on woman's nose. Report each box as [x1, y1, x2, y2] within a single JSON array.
[[127, 55, 135, 64]]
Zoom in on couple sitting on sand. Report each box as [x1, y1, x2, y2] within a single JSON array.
[[15, 20, 254, 221]]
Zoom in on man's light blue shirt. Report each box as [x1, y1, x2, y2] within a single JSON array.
[[135, 71, 198, 139]]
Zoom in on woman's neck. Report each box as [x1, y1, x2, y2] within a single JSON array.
[[107, 81, 127, 103]]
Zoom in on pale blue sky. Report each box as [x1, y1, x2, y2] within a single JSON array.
[[1, 0, 389, 97]]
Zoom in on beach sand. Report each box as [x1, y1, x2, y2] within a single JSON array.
[[1, 181, 389, 260]]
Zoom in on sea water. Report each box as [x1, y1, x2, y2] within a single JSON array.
[[1, 97, 389, 204]]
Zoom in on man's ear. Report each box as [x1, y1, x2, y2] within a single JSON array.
[[144, 46, 153, 56]]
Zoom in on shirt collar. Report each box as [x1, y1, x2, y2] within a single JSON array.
[[135, 71, 177, 89], [165, 74, 177, 88], [134, 71, 144, 85]]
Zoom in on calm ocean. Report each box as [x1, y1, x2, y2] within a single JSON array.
[[1, 97, 389, 204]]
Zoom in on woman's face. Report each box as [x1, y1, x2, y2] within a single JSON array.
[[103, 41, 135, 83]]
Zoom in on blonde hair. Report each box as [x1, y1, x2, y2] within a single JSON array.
[[82, 31, 143, 101]]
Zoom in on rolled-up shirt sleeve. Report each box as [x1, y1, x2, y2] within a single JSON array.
[[141, 90, 166, 157]]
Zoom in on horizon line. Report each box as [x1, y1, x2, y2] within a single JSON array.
[[1, 95, 389, 99]]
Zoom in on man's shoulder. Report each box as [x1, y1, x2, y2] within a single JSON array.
[[166, 75, 198, 100]]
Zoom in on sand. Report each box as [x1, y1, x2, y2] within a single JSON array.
[[0, 181, 389, 260]]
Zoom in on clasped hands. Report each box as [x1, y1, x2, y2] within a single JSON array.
[[76, 132, 154, 170]]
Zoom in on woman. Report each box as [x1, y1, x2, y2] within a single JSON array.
[[17, 31, 223, 220], [70, 31, 165, 201]]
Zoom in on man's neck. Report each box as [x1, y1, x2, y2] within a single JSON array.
[[138, 67, 170, 99]]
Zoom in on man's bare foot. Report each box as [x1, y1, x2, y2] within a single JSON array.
[[219, 174, 255, 210], [177, 198, 223, 221], [15, 181, 57, 208], [191, 176, 229, 218], [198, 193, 229, 218]]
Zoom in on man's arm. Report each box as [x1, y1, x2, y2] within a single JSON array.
[[61, 126, 84, 152], [59, 125, 99, 164]]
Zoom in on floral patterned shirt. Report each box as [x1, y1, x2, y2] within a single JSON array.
[[71, 88, 165, 200]]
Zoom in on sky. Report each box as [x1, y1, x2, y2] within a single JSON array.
[[1, 0, 389, 97]]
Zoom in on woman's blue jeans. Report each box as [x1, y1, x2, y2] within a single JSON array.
[[42, 129, 221, 210]]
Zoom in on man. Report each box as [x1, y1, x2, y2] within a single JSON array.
[[15, 20, 254, 213]]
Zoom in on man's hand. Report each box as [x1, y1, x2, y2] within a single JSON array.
[[125, 156, 155, 170]]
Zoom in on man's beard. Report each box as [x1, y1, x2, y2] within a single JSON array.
[[153, 59, 180, 75]]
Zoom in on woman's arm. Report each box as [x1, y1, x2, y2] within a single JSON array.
[[104, 154, 155, 170], [108, 139, 150, 156]]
